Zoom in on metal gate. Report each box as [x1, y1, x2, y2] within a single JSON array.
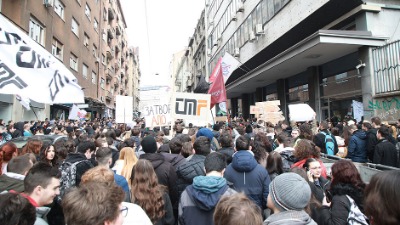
[[372, 40, 400, 94]]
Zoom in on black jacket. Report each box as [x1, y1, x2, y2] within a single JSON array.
[[373, 139, 398, 167], [161, 153, 186, 169], [217, 147, 235, 164], [314, 130, 339, 155], [317, 183, 364, 225], [175, 154, 206, 199], [366, 128, 378, 161], [309, 177, 330, 203]]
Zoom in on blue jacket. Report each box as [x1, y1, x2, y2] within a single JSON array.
[[178, 176, 236, 225], [114, 173, 131, 202], [347, 130, 367, 163], [224, 150, 270, 209]]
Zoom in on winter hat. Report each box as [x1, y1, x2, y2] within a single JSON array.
[[196, 128, 214, 141], [141, 136, 157, 153], [66, 126, 74, 134], [269, 173, 311, 212]]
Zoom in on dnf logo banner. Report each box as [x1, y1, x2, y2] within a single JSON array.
[[173, 92, 211, 125]]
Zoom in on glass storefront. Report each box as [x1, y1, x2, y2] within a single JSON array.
[[320, 69, 362, 122]]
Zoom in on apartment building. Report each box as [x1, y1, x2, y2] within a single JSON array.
[[0, 0, 139, 121], [203, 0, 400, 122]]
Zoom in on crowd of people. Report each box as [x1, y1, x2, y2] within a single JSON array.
[[0, 116, 399, 225]]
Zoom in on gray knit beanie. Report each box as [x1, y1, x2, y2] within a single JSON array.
[[269, 172, 311, 212]]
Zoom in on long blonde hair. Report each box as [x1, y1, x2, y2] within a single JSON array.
[[120, 147, 138, 185]]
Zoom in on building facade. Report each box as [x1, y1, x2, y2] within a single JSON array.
[[0, 0, 140, 121], [202, 0, 400, 123]]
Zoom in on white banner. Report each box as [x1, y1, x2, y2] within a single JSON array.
[[0, 14, 84, 104], [222, 52, 241, 83], [116, 95, 133, 123], [143, 103, 172, 128], [352, 100, 363, 123], [173, 92, 211, 125], [288, 104, 315, 122]]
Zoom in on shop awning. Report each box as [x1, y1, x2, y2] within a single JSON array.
[[226, 30, 387, 98]]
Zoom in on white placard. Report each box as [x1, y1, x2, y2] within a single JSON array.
[[172, 92, 211, 125], [352, 100, 364, 123], [116, 95, 133, 123], [142, 103, 172, 128], [288, 104, 315, 122]]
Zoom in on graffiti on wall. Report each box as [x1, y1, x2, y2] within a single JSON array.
[[368, 97, 400, 121]]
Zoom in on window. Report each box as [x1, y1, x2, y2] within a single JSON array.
[[52, 38, 63, 60], [102, 29, 107, 41], [71, 18, 79, 36], [54, 0, 65, 19], [29, 17, 45, 46], [100, 78, 105, 89], [84, 33, 89, 47], [94, 18, 98, 32], [83, 64, 88, 78], [102, 53, 106, 65], [93, 44, 97, 57], [91, 71, 97, 84], [70, 53, 78, 71], [85, 3, 91, 20]]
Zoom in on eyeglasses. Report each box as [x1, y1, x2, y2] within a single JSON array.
[[309, 166, 321, 170], [120, 206, 128, 217]]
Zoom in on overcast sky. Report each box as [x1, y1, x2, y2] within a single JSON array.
[[120, 0, 205, 87]]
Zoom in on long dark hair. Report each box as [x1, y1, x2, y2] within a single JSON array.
[[364, 170, 400, 225], [266, 151, 283, 175], [39, 142, 58, 167]]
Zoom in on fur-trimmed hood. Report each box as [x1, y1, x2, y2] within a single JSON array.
[[330, 182, 365, 211]]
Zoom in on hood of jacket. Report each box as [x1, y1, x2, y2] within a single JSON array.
[[187, 176, 228, 211], [353, 130, 367, 140], [139, 153, 165, 170], [65, 153, 88, 163], [14, 122, 24, 132], [231, 150, 258, 172], [263, 210, 317, 225], [176, 154, 206, 182]]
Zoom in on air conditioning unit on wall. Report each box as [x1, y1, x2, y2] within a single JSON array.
[[256, 24, 264, 35], [233, 48, 240, 57]]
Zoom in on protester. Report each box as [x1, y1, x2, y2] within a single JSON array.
[[95, 147, 131, 202], [130, 159, 175, 225], [0, 142, 18, 174], [0, 155, 33, 193], [214, 192, 263, 225], [314, 121, 339, 155], [364, 170, 400, 225], [217, 131, 235, 164], [63, 182, 125, 225], [346, 124, 367, 163], [21, 139, 43, 156], [224, 135, 270, 210], [264, 173, 317, 225], [374, 125, 398, 167], [317, 160, 367, 225], [39, 143, 58, 167], [0, 192, 36, 225], [180, 142, 194, 158], [80, 166, 152, 225], [303, 158, 330, 202], [266, 151, 283, 181], [163, 137, 186, 169], [23, 162, 60, 225], [0, 125, 12, 145], [117, 147, 138, 185], [292, 139, 328, 178], [178, 152, 236, 225]]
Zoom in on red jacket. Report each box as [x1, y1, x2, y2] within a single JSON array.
[[291, 158, 327, 178]]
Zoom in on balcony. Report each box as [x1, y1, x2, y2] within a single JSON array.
[[106, 48, 114, 60], [115, 43, 120, 53], [108, 7, 115, 21], [121, 41, 126, 49], [106, 70, 112, 83], [106, 91, 112, 101], [115, 61, 120, 70], [107, 28, 114, 39], [116, 25, 121, 36]]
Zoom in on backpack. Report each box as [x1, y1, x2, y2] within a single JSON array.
[[58, 160, 88, 200], [321, 132, 335, 155], [280, 150, 296, 172], [346, 195, 369, 225]]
